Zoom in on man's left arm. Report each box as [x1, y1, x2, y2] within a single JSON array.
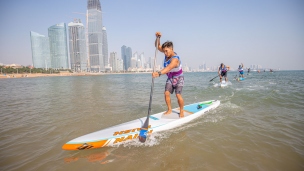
[[160, 58, 179, 75], [152, 58, 179, 78]]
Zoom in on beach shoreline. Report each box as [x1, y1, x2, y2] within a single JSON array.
[[0, 72, 154, 79], [0, 72, 102, 79]]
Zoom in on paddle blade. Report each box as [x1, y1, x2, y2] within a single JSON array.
[[138, 128, 148, 143]]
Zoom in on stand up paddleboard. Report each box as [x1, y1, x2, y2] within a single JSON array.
[[220, 81, 228, 87], [62, 100, 220, 150], [236, 77, 245, 81]]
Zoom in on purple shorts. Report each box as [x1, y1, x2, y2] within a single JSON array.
[[165, 76, 184, 94], [221, 71, 227, 77]]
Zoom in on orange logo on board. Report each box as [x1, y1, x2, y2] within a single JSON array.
[[112, 125, 153, 144]]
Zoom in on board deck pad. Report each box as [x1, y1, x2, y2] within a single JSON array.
[[161, 109, 192, 119], [161, 103, 209, 119]]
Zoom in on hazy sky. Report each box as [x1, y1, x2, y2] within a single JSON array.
[[0, 0, 303, 70]]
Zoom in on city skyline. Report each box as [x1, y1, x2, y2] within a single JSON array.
[[0, 0, 303, 70]]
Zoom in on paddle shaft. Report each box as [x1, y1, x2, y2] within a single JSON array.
[[209, 75, 219, 82], [142, 37, 159, 129]]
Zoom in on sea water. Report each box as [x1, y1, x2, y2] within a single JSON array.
[[0, 71, 303, 171]]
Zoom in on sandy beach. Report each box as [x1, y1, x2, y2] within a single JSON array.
[[0, 72, 105, 79]]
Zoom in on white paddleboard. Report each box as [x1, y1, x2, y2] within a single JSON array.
[[62, 100, 220, 150], [220, 81, 228, 87]]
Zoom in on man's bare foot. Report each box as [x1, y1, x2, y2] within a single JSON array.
[[179, 111, 184, 118], [163, 110, 172, 115]]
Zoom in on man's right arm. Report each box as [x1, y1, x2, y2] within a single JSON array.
[[155, 32, 163, 52]]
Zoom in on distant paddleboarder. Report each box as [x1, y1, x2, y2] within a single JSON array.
[[238, 63, 244, 78], [247, 68, 250, 75], [218, 63, 230, 83], [152, 32, 185, 118]]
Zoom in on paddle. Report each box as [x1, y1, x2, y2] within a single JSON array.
[[209, 75, 219, 82], [234, 74, 237, 80], [138, 36, 159, 143], [236, 71, 240, 81]]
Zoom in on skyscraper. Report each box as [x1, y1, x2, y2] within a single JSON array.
[[121, 45, 127, 70], [30, 31, 51, 69], [68, 19, 88, 72], [137, 59, 142, 68], [109, 52, 117, 71], [117, 58, 124, 72], [48, 23, 69, 69], [126, 47, 132, 70], [130, 57, 136, 68], [121, 45, 132, 71], [87, 0, 103, 72], [148, 56, 153, 69], [139, 52, 145, 68], [102, 26, 108, 67]]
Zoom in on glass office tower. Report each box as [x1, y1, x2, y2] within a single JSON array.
[[87, 0, 103, 72], [30, 31, 51, 69], [121, 45, 132, 71], [102, 26, 108, 67], [48, 23, 69, 69], [68, 19, 87, 72]]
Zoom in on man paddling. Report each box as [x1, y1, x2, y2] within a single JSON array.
[[152, 32, 185, 118], [218, 63, 230, 83], [238, 63, 244, 78]]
